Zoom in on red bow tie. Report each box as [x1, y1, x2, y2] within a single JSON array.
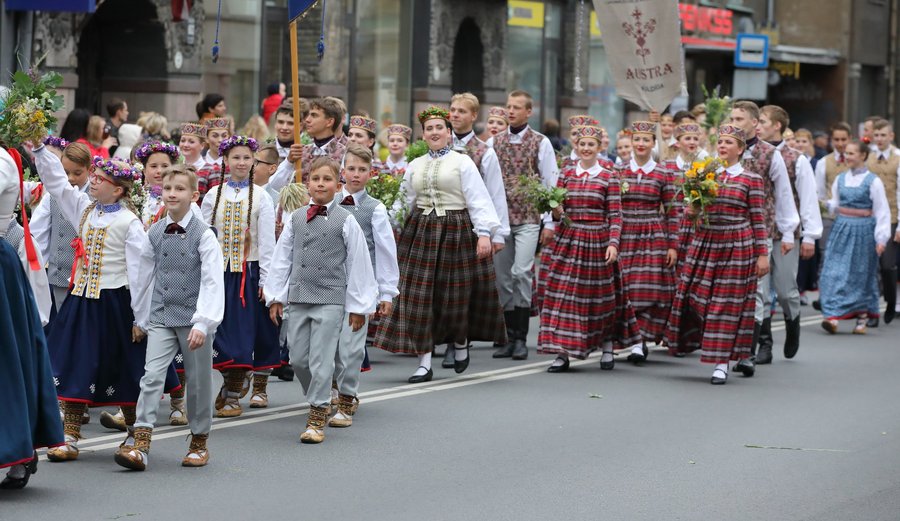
[[340, 195, 355, 206], [306, 204, 328, 222], [164, 223, 186, 235]]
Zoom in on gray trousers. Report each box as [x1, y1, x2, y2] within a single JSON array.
[[135, 325, 213, 435], [51, 284, 68, 312], [755, 239, 774, 322], [769, 240, 802, 321], [494, 223, 541, 310], [334, 313, 368, 398], [285, 303, 343, 408]]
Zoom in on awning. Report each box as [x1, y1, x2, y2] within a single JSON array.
[[769, 45, 842, 66], [5, 0, 96, 12]]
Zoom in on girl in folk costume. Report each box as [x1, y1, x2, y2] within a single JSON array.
[[385, 124, 412, 174], [615, 131, 632, 166], [484, 106, 509, 147], [819, 140, 891, 334], [135, 141, 181, 230], [374, 106, 504, 383], [538, 125, 642, 372], [198, 117, 231, 197], [560, 115, 603, 171], [0, 147, 64, 489], [347, 115, 387, 174], [32, 147, 180, 461], [200, 136, 277, 416], [178, 123, 208, 194], [665, 126, 769, 385], [666, 123, 710, 268], [614, 121, 678, 364]]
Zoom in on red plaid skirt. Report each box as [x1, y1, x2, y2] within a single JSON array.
[[538, 221, 642, 359], [374, 209, 506, 354]]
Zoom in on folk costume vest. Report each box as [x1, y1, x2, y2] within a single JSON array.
[[336, 191, 379, 273], [207, 184, 265, 272], [46, 195, 79, 287], [824, 154, 849, 201], [71, 207, 137, 299], [866, 148, 900, 223], [742, 140, 777, 236], [493, 129, 545, 226], [288, 203, 350, 305], [147, 216, 209, 327]]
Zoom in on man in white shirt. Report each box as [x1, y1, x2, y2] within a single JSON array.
[[865, 119, 900, 324]]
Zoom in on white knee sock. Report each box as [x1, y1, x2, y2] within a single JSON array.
[[413, 353, 432, 376], [631, 343, 644, 355], [454, 342, 468, 361], [550, 355, 568, 367], [713, 363, 728, 378], [6, 464, 26, 479]]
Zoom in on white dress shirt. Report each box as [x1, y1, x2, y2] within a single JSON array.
[[30, 180, 90, 262], [189, 156, 206, 172], [33, 146, 150, 320], [269, 137, 337, 192], [743, 142, 801, 243], [264, 200, 378, 315], [275, 140, 290, 160], [826, 168, 892, 246], [341, 187, 400, 304], [200, 180, 276, 286], [12, 232, 52, 326], [775, 141, 823, 244], [133, 211, 225, 335], [456, 131, 511, 244]]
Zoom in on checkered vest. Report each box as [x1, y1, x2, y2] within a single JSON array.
[[775, 145, 803, 239], [866, 148, 900, 223], [288, 204, 350, 305], [46, 195, 79, 287], [300, 138, 347, 184], [824, 154, 849, 201], [1, 219, 24, 251], [493, 130, 544, 225], [147, 217, 208, 327], [335, 192, 378, 273], [742, 140, 777, 236]]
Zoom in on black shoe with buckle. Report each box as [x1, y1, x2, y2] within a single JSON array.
[[0, 452, 37, 490], [547, 356, 570, 373], [408, 367, 433, 384]]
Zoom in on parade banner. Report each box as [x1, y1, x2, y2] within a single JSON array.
[[591, 0, 684, 111]]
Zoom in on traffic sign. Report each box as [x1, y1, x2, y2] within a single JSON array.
[[734, 33, 770, 69]]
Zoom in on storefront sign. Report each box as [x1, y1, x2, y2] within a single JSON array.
[[5, 0, 95, 12], [678, 4, 733, 37], [591, 0, 685, 111], [508, 0, 545, 28]]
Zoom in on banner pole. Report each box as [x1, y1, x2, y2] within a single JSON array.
[[290, 19, 302, 184]]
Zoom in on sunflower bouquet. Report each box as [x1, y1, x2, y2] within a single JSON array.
[[680, 156, 725, 227], [0, 69, 64, 147]]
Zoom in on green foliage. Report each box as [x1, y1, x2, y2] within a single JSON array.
[[0, 69, 64, 147], [405, 139, 429, 162]]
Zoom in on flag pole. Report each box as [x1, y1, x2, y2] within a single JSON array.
[[290, 19, 302, 184]]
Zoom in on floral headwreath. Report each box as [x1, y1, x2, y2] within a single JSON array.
[[218, 135, 259, 157], [135, 140, 181, 164], [417, 106, 450, 125], [43, 136, 69, 149], [92, 156, 142, 181]]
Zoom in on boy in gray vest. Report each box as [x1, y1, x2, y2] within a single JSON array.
[[329, 144, 399, 428], [265, 157, 376, 444], [115, 165, 225, 471]]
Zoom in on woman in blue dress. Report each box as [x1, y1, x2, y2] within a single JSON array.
[[0, 147, 64, 489], [820, 140, 891, 334]]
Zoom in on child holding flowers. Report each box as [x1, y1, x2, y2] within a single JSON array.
[[665, 125, 769, 385]]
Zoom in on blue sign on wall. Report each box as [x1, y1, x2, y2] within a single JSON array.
[[734, 33, 770, 69], [6, 0, 96, 12], [288, 0, 318, 21]]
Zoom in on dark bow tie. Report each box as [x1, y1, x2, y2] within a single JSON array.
[[340, 195, 355, 206], [306, 204, 328, 222], [165, 223, 186, 235]]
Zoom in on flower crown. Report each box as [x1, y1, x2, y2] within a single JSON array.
[[92, 156, 142, 181], [135, 140, 181, 163], [630, 121, 657, 135], [417, 106, 450, 125], [387, 124, 412, 141], [717, 124, 746, 144], [43, 136, 69, 149], [218, 135, 259, 157]]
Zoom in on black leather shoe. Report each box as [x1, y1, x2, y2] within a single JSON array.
[[407, 367, 433, 384], [783, 316, 801, 359], [493, 311, 517, 358], [511, 339, 528, 360], [442, 344, 456, 369], [276, 364, 295, 381], [454, 347, 470, 374], [867, 316, 879, 328], [758, 317, 773, 355], [812, 299, 821, 311], [547, 356, 570, 373], [626, 344, 647, 364], [492, 341, 515, 358], [0, 452, 37, 490], [511, 307, 530, 360], [600, 356, 615, 370], [734, 358, 755, 377], [886, 307, 896, 325]]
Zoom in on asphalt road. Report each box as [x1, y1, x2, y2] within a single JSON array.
[[4, 309, 900, 521]]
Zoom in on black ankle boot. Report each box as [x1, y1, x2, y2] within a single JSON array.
[[755, 317, 773, 364], [783, 316, 801, 359], [511, 307, 529, 360], [493, 311, 517, 359], [883, 269, 897, 324]]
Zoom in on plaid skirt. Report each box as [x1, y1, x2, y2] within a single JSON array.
[[665, 221, 757, 364], [374, 209, 506, 355]]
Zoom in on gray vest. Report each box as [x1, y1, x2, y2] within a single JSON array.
[[335, 192, 378, 273], [47, 195, 79, 287], [1, 219, 24, 251], [288, 203, 350, 305], [147, 216, 209, 327]]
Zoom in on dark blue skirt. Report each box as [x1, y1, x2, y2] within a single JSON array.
[[214, 261, 281, 370], [48, 286, 180, 406], [0, 241, 64, 467]]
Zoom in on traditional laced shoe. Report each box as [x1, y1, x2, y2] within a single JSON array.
[[81, 409, 90, 425], [239, 370, 253, 399], [100, 409, 127, 432], [330, 384, 339, 407], [182, 433, 210, 467], [216, 395, 243, 418], [47, 435, 80, 462], [214, 384, 227, 410], [821, 319, 839, 334], [114, 427, 151, 471], [300, 406, 328, 443], [169, 398, 188, 426], [328, 395, 358, 428], [853, 319, 867, 335], [249, 374, 269, 409]]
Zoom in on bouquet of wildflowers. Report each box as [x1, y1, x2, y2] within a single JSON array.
[[517, 174, 569, 224], [367, 172, 408, 228], [0, 69, 64, 147], [679, 156, 725, 227], [700, 85, 732, 150]]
